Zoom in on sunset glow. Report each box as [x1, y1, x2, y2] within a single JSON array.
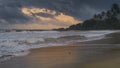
[[20, 7, 82, 29], [9, 23, 68, 30]]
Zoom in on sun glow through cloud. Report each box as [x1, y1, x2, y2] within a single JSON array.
[[22, 8, 57, 16], [19, 7, 82, 29]]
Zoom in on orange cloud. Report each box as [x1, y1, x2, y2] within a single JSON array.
[[22, 7, 56, 16], [55, 13, 79, 24], [20, 7, 82, 29]]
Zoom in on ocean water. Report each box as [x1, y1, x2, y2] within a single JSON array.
[[0, 30, 117, 62]]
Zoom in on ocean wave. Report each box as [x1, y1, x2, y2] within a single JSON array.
[[0, 30, 117, 62]]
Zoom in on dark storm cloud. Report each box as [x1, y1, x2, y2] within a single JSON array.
[[0, 0, 29, 24], [20, 0, 120, 19], [0, 0, 120, 24]]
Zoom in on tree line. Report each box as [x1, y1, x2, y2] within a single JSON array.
[[56, 3, 120, 30]]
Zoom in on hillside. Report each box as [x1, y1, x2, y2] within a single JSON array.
[[55, 3, 120, 30]]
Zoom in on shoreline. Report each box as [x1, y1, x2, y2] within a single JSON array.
[[0, 32, 120, 68], [0, 45, 120, 68]]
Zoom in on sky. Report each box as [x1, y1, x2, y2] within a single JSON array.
[[0, 0, 120, 29]]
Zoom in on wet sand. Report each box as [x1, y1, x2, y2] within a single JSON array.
[[0, 45, 120, 68], [0, 32, 120, 68]]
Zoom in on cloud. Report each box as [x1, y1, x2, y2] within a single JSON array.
[[15, 7, 81, 29], [79, 5, 103, 19], [0, 0, 120, 29], [0, 0, 29, 24]]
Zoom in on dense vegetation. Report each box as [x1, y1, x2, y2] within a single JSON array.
[[55, 3, 120, 30]]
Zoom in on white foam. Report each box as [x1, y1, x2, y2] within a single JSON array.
[[0, 30, 117, 58], [13, 50, 30, 56]]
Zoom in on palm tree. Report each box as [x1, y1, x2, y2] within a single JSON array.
[[101, 11, 106, 16], [94, 14, 97, 19], [106, 11, 111, 18], [111, 3, 120, 16], [101, 11, 106, 19]]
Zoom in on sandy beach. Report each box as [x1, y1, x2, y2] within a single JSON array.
[[0, 32, 120, 68], [0, 46, 120, 68]]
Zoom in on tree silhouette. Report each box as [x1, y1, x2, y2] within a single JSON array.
[[65, 3, 120, 30], [111, 3, 120, 16]]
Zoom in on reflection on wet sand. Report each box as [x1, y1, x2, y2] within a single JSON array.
[[0, 44, 120, 68]]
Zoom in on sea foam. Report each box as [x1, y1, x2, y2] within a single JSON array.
[[0, 30, 117, 61]]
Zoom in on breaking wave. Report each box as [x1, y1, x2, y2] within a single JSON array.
[[0, 30, 117, 62]]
